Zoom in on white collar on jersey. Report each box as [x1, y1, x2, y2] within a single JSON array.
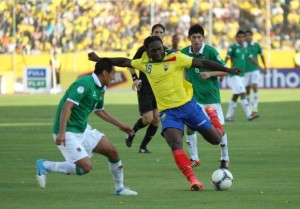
[[244, 41, 255, 47], [250, 41, 255, 46], [235, 42, 245, 48], [92, 73, 102, 88], [188, 43, 206, 55]]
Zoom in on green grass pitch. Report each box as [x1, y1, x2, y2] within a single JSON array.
[[0, 89, 299, 209]]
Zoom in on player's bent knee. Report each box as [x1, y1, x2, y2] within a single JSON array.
[[75, 165, 91, 175], [209, 137, 221, 145], [143, 118, 152, 125], [108, 149, 119, 161]]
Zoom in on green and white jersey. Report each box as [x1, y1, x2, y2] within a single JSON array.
[[226, 43, 251, 76], [53, 73, 105, 134], [245, 41, 262, 72], [181, 44, 225, 104]]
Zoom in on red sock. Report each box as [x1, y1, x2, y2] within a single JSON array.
[[172, 149, 196, 182], [210, 117, 223, 136]]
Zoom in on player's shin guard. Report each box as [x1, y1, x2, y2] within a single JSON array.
[[186, 131, 199, 161], [226, 101, 237, 118], [172, 149, 196, 182], [220, 133, 229, 161], [43, 161, 78, 175], [109, 159, 124, 191], [241, 98, 252, 118]]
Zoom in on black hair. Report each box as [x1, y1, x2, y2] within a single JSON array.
[[188, 24, 204, 36], [143, 36, 163, 49], [236, 30, 245, 37], [151, 23, 165, 33], [245, 30, 253, 35], [94, 58, 114, 75]]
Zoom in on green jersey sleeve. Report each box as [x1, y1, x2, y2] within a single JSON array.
[[67, 81, 90, 105]]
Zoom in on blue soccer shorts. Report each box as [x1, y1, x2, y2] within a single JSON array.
[[159, 98, 211, 134]]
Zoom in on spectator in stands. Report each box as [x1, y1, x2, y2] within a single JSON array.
[[0, 0, 299, 54], [171, 34, 180, 51]]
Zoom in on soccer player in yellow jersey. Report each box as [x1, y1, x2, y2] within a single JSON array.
[[88, 36, 240, 191]]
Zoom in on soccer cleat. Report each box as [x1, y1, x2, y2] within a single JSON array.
[[225, 116, 235, 122], [190, 180, 204, 191], [139, 147, 151, 153], [125, 134, 135, 147], [248, 112, 259, 121], [205, 105, 218, 119], [252, 111, 259, 117], [36, 159, 48, 188], [115, 187, 138, 196], [220, 160, 230, 169], [190, 159, 200, 168]]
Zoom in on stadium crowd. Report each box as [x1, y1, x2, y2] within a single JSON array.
[[0, 0, 299, 55]]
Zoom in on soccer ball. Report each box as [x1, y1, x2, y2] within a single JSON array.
[[211, 169, 233, 191]]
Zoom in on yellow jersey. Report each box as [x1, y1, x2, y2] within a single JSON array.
[[131, 51, 193, 111]]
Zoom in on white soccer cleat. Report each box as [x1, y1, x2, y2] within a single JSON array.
[[115, 187, 138, 196], [36, 159, 48, 188], [36, 174, 47, 188]]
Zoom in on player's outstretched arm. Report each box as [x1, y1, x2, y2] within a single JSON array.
[[128, 67, 141, 91], [191, 58, 241, 75], [200, 71, 228, 79], [88, 52, 132, 68], [94, 110, 134, 136]]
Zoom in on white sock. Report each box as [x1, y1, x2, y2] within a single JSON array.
[[186, 132, 199, 161], [240, 98, 252, 117], [246, 94, 250, 103], [247, 94, 253, 110], [253, 92, 259, 111], [43, 161, 76, 174], [226, 101, 237, 118], [220, 133, 229, 161], [109, 160, 124, 191]]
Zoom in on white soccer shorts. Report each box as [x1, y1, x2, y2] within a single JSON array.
[[244, 70, 261, 86], [53, 125, 104, 163], [228, 75, 246, 94]]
